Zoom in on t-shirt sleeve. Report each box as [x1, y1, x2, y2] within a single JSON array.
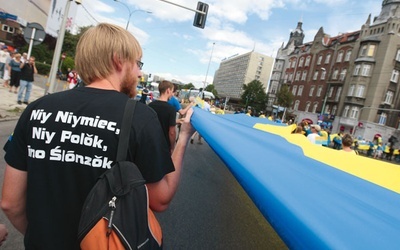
[[170, 97, 181, 112], [4, 107, 31, 171]]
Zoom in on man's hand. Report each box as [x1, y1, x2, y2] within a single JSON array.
[[178, 108, 195, 142]]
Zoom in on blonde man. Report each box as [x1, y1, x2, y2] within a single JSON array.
[[1, 23, 194, 249]]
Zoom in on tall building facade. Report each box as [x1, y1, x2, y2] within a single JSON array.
[[268, 0, 400, 140], [213, 51, 274, 101]]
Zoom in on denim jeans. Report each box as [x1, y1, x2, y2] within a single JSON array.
[[18, 80, 33, 102], [0, 62, 4, 78]]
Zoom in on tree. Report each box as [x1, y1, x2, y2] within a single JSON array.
[[205, 84, 218, 98], [240, 80, 267, 111], [275, 85, 294, 121], [181, 83, 195, 89], [275, 85, 294, 109]]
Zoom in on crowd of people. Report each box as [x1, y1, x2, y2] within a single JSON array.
[[0, 47, 37, 105]]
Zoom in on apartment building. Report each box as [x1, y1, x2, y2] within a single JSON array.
[[268, 0, 400, 140], [213, 51, 274, 101]]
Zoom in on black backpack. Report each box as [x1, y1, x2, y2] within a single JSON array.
[[77, 99, 162, 250]]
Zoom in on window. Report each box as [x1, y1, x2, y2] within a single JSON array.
[[321, 70, 326, 80], [336, 51, 344, 62], [360, 45, 368, 56], [317, 86, 322, 97], [299, 58, 304, 67], [378, 113, 387, 125], [348, 84, 355, 96], [298, 85, 304, 96], [305, 102, 311, 112], [343, 105, 350, 117], [289, 73, 293, 82], [328, 86, 334, 98], [345, 50, 352, 61], [301, 71, 307, 81], [332, 69, 339, 80], [367, 45, 376, 57], [294, 100, 300, 111], [396, 49, 400, 62], [291, 59, 296, 68], [335, 87, 342, 101], [324, 105, 330, 114], [391, 70, 399, 82], [339, 69, 347, 81], [309, 86, 315, 96], [284, 73, 288, 83], [305, 56, 311, 67], [317, 55, 323, 65], [384, 91, 394, 104], [353, 65, 361, 75], [361, 65, 371, 76], [312, 103, 318, 113], [313, 71, 318, 80], [356, 85, 365, 97], [1, 25, 15, 33], [350, 107, 359, 119], [325, 54, 331, 64], [332, 105, 337, 115], [292, 85, 298, 95], [295, 71, 301, 81]]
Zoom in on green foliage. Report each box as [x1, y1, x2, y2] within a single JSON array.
[[181, 83, 195, 89], [35, 62, 51, 75], [205, 84, 218, 98], [275, 85, 294, 108], [240, 80, 267, 111], [61, 57, 75, 73]]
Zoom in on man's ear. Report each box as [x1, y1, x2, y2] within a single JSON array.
[[112, 53, 123, 72]]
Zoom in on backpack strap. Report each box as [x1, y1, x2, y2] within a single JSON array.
[[116, 99, 136, 162]]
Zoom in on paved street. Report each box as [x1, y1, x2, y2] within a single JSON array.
[[0, 79, 287, 249]]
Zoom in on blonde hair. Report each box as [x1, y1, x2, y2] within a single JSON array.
[[75, 23, 142, 85]]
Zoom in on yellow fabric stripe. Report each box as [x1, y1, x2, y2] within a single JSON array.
[[254, 123, 400, 194]]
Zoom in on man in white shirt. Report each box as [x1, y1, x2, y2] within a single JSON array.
[[307, 124, 322, 145]]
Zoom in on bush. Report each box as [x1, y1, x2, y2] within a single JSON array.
[[35, 62, 51, 76]]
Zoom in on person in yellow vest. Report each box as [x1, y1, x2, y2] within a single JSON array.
[[246, 109, 252, 116], [259, 111, 266, 118]]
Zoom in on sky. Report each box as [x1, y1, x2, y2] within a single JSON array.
[[72, 0, 382, 88]]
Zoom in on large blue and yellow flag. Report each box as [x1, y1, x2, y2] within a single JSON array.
[[190, 107, 400, 249]]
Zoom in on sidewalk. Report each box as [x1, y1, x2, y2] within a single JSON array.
[[0, 75, 67, 122]]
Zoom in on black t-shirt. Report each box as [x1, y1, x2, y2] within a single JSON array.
[[4, 87, 174, 250], [20, 63, 35, 82], [148, 100, 176, 149]]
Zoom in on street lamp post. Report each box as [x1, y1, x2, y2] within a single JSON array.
[[204, 42, 215, 89], [320, 67, 330, 115], [114, 0, 152, 30]]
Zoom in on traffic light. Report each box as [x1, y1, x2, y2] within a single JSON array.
[[193, 2, 209, 29]]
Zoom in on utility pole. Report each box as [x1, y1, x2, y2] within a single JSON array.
[[47, 0, 75, 94], [203, 42, 215, 88]]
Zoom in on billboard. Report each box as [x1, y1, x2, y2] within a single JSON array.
[[46, 0, 78, 37]]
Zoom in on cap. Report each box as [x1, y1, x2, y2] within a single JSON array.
[[311, 124, 321, 132]]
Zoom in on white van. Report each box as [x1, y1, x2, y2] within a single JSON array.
[[179, 89, 215, 101]]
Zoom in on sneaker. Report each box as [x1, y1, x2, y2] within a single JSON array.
[[17, 101, 22, 104], [23, 101, 29, 105]]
